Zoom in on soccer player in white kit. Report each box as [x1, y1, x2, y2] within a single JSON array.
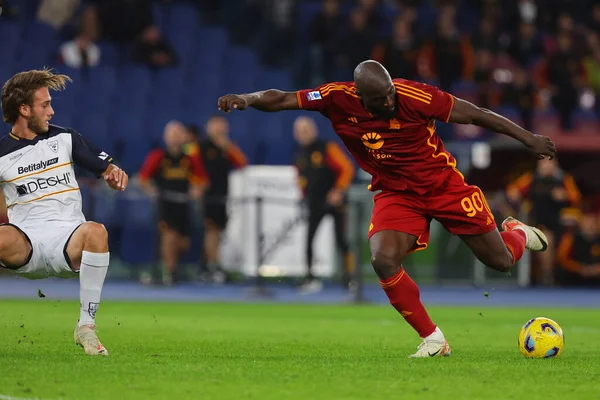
[[0, 69, 129, 356]]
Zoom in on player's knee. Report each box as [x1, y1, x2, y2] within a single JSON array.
[[370, 249, 402, 278], [82, 222, 108, 247]]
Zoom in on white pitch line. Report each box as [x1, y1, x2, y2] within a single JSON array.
[[0, 394, 51, 400]]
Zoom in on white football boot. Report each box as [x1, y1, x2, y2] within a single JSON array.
[[74, 324, 108, 356], [409, 327, 452, 358], [502, 216, 548, 251]]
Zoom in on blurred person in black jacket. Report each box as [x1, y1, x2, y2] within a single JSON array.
[[503, 68, 535, 131], [547, 33, 582, 131], [186, 117, 248, 283], [308, 0, 344, 85], [507, 158, 581, 286], [293, 116, 355, 294], [132, 26, 178, 68], [557, 211, 600, 287]]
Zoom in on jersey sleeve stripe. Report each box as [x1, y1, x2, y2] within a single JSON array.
[[394, 85, 433, 102], [320, 86, 359, 98], [0, 161, 73, 184], [394, 83, 433, 99], [7, 187, 80, 208], [321, 84, 357, 96], [397, 89, 431, 104], [319, 83, 339, 92], [445, 95, 455, 123], [296, 91, 303, 109]]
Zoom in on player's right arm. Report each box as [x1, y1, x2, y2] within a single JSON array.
[[449, 97, 556, 160], [506, 172, 533, 203], [396, 79, 556, 160], [218, 84, 332, 113], [218, 90, 299, 112], [137, 149, 163, 199]]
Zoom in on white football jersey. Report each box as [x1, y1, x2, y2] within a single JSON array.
[[0, 125, 112, 230]]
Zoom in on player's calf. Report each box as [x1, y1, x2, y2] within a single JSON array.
[[460, 231, 517, 273], [65, 222, 110, 355], [370, 231, 443, 350]]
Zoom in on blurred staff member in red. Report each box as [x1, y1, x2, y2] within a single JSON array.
[[293, 116, 355, 294], [186, 116, 247, 283], [506, 158, 581, 286], [556, 210, 600, 287], [138, 121, 208, 285]]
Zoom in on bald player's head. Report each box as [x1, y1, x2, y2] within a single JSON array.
[[293, 116, 318, 147], [353, 60, 397, 119], [164, 120, 187, 154]]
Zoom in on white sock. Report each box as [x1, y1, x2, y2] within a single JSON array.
[[424, 326, 445, 341], [78, 251, 109, 327]]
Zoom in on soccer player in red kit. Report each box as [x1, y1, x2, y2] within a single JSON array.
[[217, 60, 556, 358]]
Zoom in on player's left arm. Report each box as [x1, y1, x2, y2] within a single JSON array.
[[448, 97, 557, 159], [189, 153, 209, 200], [70, 129, 128, 191], [225, 143, 248, 169], [561, 173, 581, 206], [325, 142, 355, 206]]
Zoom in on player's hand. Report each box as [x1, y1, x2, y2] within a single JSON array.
[[525, 134, 557, 160], [212, 134, 231, 150], [327, 189, 344, 207], [551, 187, 567, 202], [580, 265, 599, 278], [218, 94, 249, 112], [189, 184, 205, 201], [103, 165, 128, 191]]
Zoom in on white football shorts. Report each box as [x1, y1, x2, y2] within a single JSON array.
[[11, 222, 84, 280]]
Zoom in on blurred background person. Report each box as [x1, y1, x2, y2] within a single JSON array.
[[506, 158, 581, 286], [503, 68, 536, 131], [307, 0, 343, 85], [132, 25, 178, 69], [556, 210, 600, 287], [372, 15, 419, 81], [293, 116, 355, 294], [547, 33, 582, 131], [137, 121, 208, 285], [58, 30, 100, 69], [188, 116, 247, 283]]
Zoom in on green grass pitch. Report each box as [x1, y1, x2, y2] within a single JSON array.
[[1, 300, 599, 400]]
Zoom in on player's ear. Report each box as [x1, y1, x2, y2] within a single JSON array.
[[19, 104, 30, 117]]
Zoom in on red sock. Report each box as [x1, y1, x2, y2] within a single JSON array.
[[380, 268, 436, 338], [501, 230, 527, 265]]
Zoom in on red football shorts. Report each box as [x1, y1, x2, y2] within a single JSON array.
[[368, 171, 497, 253]]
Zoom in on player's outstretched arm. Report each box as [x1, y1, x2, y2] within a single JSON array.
[[218, 90, 299, 113], [449, 97, 557, 159]]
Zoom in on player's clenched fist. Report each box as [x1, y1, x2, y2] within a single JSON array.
[[218, 94, 249, 112], [103, 164, 129, 191]]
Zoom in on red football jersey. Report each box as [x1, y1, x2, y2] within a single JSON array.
[[296, 79, 460, 194]]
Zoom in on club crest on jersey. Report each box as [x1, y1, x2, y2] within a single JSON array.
[[47, 140, 59, 153], [389, 118, 401, 130], [307, 91, 322, 101]]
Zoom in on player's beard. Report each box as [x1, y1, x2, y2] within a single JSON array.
[[27, 114, 48, 135]]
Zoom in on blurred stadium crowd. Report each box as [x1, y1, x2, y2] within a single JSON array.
[[0, 0, 598, 288]]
